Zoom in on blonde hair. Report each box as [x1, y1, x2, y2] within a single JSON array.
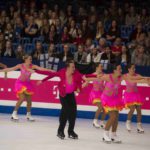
[[22, 54, 32, 61]]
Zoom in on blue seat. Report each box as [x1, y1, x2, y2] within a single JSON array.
[[55, 44, 63, 53], [24, 44, 35, 54], [12, 43, 19, 51], [32, 36, 44, 44], [121, 25, 134, 40], [43, 43, 49, 52], [19, 37, 31, 44], [69, 44, 77, 54]]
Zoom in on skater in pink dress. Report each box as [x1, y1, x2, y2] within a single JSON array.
[[83, 63, 106, 128], [0, 54, 52, 121], [84, 64, 124, 143], [123, 64, 150, 133]]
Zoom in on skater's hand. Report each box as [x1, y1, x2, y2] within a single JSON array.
[[37, 80, 42, 85]]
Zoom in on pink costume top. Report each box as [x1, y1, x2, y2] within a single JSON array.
[[123, 74, 143, 108], [15, 64, 34, 98], [89, 77, 104, 104], [65, 79, 75, 94], [101, 74, 124, 112]]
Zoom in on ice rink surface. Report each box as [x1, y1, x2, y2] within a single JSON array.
[[0, 114, 149, 150]]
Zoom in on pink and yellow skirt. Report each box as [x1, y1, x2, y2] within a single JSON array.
[[123, 91, 143, 108], [101, 94, 124, 113], [14, 79, 34, 98], [89, 90, 102, 104]]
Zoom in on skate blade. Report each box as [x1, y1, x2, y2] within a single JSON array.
[[11, 117, 19, 122], [27, 118, 35, 122], [57, 135, 65, 140], [111, 139, 122, 144], [102, 138, 111, 144], [93, 124, 100, 128], [137, 130, 144, 134]]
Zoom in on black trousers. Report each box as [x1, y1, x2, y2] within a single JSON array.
[[58, 93, 77, 134]]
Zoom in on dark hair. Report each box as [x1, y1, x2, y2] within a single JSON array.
[[65, 59, 75, 67], [111, 63, 120, 72], [127, 63, 135, 69]]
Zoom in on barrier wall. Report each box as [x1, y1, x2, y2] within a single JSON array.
[[0, 71, 150, 123]]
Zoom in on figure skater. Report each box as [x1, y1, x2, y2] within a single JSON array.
[[0, 54, 52, 121], [33, 59, 83, 140], [123, 64, 150, 133], [82, 63, 106, 128]]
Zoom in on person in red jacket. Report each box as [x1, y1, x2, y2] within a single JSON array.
[[35, 59, 83, 140]]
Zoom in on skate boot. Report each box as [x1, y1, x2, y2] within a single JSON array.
[[102, 131, 111, 143], [126, 120, 131, 132], [100, 121, 105, 129], [111, 132, 122, 143], [68, 131, 78, 139], [137, 122, 144, 133], [26, 112, 35, 121], [93, 119, 100, 128], [57, 131, 65, 139], [11, 111, 19, 121]]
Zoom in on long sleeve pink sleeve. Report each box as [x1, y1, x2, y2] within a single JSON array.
[[35, 70, 59, 82]]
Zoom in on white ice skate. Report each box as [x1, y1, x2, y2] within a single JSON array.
[[111, 132, 122, 143], [26, 113, 35, 122], [11, 111, 19, 121], [126, 120, 131, 132], [93, 119, 100, 128], [137, 123, 144, 133], [102, 131, 111, 143], [100, 121, 105, 129]]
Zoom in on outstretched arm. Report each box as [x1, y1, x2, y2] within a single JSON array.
[[0, 64, 21, 72], [0, 63, 7, 69], [32, 65, 55, 72]]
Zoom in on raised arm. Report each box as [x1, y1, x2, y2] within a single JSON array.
[[0, 64, 21, 72]]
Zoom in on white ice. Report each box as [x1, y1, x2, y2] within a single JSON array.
[[0, 114, 149, 150]]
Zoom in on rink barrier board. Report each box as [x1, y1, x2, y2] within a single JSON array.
[[0, 71, 150, 123]]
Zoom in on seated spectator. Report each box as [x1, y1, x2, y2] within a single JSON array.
[[100, 45, 116, 64], [81, 19, 88, 39], [68, 19, 77, 42], [25, 16, 39, 39], [13, 17, 24, 42], [106, 20, 120, 42], [95, 21, 105, 41], [0, 33, 5, 55], [15, 45, 25, 60], [131, 45, 149, 66], [111, 37, 122, 56], [120, 45, 131, 66], [97, 38, 107, 53], [84, 38, 94, 54], [130, 22, 146, 41], [74, 44, 87, 64], [87, 47, 101, 64], [58, 44, 73, 62], [47, 43, 58, 58], [61, 26, 71, 43], [4, 23, 13, 41], [31, 41, 44, 60], [49, 24, 59, 44], [40, 18, 50, 43], [1, 40, 16, 58], [125, 6, 138, 26], [73, 28, 85, 45]]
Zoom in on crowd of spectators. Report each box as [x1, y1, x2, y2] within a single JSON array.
[[0, 0, 150, 68]]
